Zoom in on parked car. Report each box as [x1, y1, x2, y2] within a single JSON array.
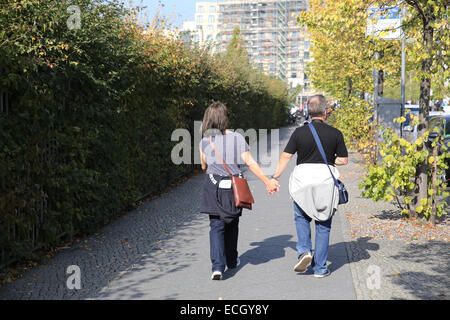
[[403, 106, 446, 140]]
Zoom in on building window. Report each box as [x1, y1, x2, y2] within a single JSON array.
[[291, 73, 297, 78], [304, 41, 310, 50], [198, 6, 204, 13], [208, 24, 213, 31], [210, 5, 216, 13], [208, 15, 215, 23], [207, 35, 213, 42], [304, 51, 310, 59], [197, 15, 203, 23]]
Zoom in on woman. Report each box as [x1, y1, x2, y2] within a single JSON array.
[[199, 102, 279, 280]]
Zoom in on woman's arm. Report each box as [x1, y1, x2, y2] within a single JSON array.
[[200, 149, 207, 171], [241, 151, 279, 193]]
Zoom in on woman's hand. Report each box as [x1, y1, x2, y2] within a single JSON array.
[[266, 178, 280, 195]]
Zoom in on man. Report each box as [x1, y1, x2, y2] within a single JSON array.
[[270, 94, 348, 278]]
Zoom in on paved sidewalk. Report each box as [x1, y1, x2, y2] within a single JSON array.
[[338, 153, 450, 300], [93, 128, 356, 300], [0, 126, 356, 300]]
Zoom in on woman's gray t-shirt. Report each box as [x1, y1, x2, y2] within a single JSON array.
[[200, 131, 250, 176]]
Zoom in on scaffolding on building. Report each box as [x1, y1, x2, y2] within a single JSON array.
[[215, 0, 308, 83]]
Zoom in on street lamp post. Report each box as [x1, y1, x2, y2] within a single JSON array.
[[400, 5, 406, 138]]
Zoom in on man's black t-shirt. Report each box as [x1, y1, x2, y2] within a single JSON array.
[[284, 119, 348, 165]]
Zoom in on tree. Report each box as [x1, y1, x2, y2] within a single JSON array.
[[297, 0, 449, 221], [400, 0, 449, 215], [297, 0, 400, 163], [226, 25, 248, 64], [297, 0, 402, 100]]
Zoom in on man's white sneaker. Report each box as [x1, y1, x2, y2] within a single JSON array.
[[314, 269, 331, 278], [293, 252, 313, 273]]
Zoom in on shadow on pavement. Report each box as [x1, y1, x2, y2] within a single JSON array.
[[388, 240, 449, 300], [223, 235, 296, 280], [372, 209, 404, 221], [224, 236, 380, 279]]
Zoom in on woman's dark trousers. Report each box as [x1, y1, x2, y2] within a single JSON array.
[[209, 215, 239, 272]]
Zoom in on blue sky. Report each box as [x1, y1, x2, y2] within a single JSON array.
[[127, 0, 210, 28]]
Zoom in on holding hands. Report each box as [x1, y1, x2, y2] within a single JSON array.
[[266, 178, 280, 195], [240, 150, 281, 196]]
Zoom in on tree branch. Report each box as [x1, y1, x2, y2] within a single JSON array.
[[404, 0, 427, 23]]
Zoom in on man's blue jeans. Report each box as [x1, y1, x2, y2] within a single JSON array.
[[294, 202, 332, 275]]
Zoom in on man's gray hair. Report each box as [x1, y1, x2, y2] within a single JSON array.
[[307, 94, 327, 118]]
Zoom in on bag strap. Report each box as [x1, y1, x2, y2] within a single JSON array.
[[307, 123, 339, 188], [208, 136, 232, 176]]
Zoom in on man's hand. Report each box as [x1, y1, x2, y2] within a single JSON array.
[[266, 178, 280, 195]]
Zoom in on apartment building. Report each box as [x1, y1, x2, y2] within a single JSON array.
[[193, 2, 220, 48], [184, 0, 314, 103]]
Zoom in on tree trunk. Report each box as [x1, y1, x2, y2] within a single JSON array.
[[414, 23, 433, 216], [377, 51, 384, 97], [430, 143, 438, 226], [377, 69, 384, 97], [346, 77, 352, 98]]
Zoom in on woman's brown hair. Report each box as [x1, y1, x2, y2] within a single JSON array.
[[201, 102, 229, 136]]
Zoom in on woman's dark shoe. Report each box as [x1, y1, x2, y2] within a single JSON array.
[[227, 257, 240, 270], [211, 271, 222, 280]]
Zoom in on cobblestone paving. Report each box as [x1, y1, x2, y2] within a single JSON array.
[[339, 152, 450, 300], [0, 173, 205, 299]]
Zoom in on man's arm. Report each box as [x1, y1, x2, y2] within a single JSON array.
[[335, 157, 348, 166], [335, 131, 348, 166], [272, 152, 294, 179]]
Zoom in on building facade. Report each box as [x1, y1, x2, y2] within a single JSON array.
[[184, 0, 314, 103]]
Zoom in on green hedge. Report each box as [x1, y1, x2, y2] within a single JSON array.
[[0, 0, 288, 266]]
